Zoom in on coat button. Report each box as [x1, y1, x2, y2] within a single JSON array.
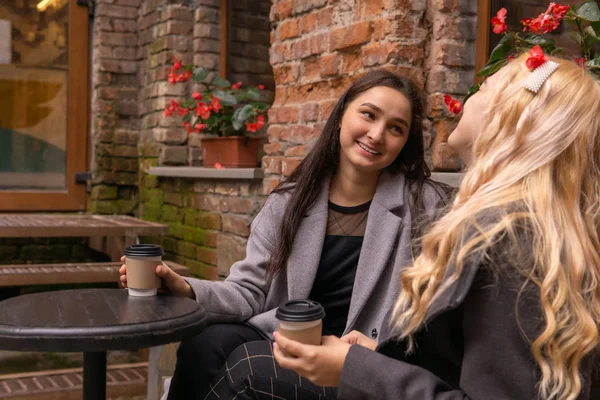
[[371, 328, 378, 339]]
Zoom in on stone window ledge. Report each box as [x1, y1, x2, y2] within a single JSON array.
[[149, 167, 264, 180], [430, 172, 464, 188]]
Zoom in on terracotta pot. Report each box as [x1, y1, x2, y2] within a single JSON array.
[[201, 136, 262, 168]]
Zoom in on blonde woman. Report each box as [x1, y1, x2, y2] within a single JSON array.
[[270, 52, 600, 399]]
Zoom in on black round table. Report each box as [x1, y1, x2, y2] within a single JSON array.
[[0, 288, 206, 400]]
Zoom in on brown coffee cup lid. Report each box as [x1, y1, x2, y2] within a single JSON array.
[[124, 244, 163, 257], [276, 300, 325, 322]]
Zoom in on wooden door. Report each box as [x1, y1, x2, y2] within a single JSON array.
[[0, 0, 89, 211]]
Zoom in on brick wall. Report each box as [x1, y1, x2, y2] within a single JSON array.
[[134, 0, 271, 280], [265, 0, 478, 192], [90, 0, 141, 215], [87, 1, 479, 279]]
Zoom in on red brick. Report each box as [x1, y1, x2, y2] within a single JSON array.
[[300, 103, 319, 122], [372, 19, 391, 41], [204, 231, 218, 248], [290, 125, 318, 143], [431, 142, 462, 171], [316, 7, 333, 28], [263, 156, 283, 174], [433, 119, 458, 143], [330, 21, 371, 50], [319, 100, 336, 121], [331, 75, 354, 97], [362, 43, 413, 67], [299, 13, 317, 34], [309, 33, 328, 55], [197, 213, 221, 230], [342, 50, 363, 74], [220, 198, 255, 214], [302, 59, 321, 82], [268, 106, 300, 124], [197, 247, 217, 265], [263, 177, 281, 195], [282, 158, 303, 177], [358, 0, 384, 17], [195, 194, 221, 212], [280, 20, 299, 40], [273, 87, 288, 105], [264, 142, 285, 155], [222, 215, 252, 238], [272, 0, 293, 21], [270, 43, 285, 65], [273, 64, 300, 84], [319, 54, 339, 77], [267, 126, 283, 141], [285, 145, 308, 157]]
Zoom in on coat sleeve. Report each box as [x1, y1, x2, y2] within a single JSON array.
[[183, 194, 284, 324], [337, 266, 547, 400]]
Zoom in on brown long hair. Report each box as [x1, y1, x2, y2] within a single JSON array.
[[266, 69, 434, 280]]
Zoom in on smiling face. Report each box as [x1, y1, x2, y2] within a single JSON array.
[[338, 86, 412, 176]]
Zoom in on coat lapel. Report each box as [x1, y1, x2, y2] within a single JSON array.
[[286, 179, 330, 300], [345, 171, 406, 330]]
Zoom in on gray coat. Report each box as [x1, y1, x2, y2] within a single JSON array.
[[337, 226, 600, 400], [185, 170, 447, 339]]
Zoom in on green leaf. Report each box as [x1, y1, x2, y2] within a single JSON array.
[[522, 34, 554, 46], [476, 59, 506, 77], [232, 119, 244, 131], [462, 83, 481, 105], [594, 49, 600, 59], [182, 113, 192, 123], [192, 68, 209, 83], [586, 57, 600, 69], [576, 1, 600, 21], [246, 88, 261, 101], [487, 33, 514, 64], [213, 90, 238, 106], [234, 104, 255, 122], [583, 33, 599, 49], [210, 75, 231, 88], [592, 21, 600, 37]]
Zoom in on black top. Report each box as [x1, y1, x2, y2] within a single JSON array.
[[309, 200, 371, 336], [0, 288, 206, 352]]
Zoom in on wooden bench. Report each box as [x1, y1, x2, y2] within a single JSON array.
[[0, 261, 189, 287], [0, 362, 148, 399]]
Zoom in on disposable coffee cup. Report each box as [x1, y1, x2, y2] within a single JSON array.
[[124, 244, 163, 297], [275, 300, 325, 345]]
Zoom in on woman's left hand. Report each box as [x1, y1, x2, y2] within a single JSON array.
[[272, 332, 352, 387]]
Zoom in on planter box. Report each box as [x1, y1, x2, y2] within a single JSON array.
[[201, 136, 261, 168]]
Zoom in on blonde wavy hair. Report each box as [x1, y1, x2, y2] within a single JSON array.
[[393, 54, 600, 400]]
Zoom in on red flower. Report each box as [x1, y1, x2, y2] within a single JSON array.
[[231, 81, 242, 90], [210, 97, 222, 113], [172, 56, 182, 71], [195, 103, 211, 120], [508, 55, 516, 62], [192, 91, 202, 101], [214, 163, 224, 169], [177, 107, 189, 117], [547, 3, 570, 19], [194, 123, 206, 133], [168, 68, 178, 85], [258, 84, 264, 90], [491, 8, 507, 34], [444, 95, 463, 115], [183, 121, 193, 134], [521, 18, 532, 31], [575, 57, 587, 69], [164, 100, 179, 116], [525, 45, 549, 70]]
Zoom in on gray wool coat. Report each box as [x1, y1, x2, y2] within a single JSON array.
[[184, 170, 448, 339]]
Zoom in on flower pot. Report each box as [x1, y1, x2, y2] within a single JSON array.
[[201, 136, 262, 168]]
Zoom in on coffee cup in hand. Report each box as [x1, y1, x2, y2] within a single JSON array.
[[124, 244, 163, 297], [275, 300, 325, 345]]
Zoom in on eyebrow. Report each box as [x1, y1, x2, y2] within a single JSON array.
[[360, 102, 410, 129]]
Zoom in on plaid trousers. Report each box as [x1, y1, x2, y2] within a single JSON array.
[[203, 340, 338, 400]]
